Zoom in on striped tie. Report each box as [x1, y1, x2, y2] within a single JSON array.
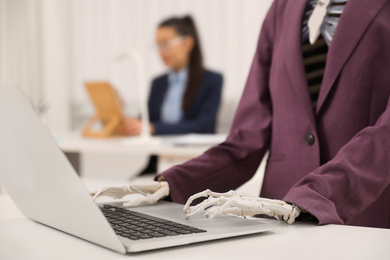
[[301, 0, 348, 109]]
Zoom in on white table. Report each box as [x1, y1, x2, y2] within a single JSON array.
[[1, 191, 389, 260], [54, 132, 226, 178], [55, 132, 222, 155]]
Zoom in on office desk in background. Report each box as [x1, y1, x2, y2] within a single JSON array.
[[1, 177, 390, 260], [55, 132, 227, 178]]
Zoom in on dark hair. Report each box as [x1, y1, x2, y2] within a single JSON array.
[[159, 15, 204, 111]]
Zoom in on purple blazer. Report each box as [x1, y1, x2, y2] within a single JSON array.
[[156, 0, 390, 229]]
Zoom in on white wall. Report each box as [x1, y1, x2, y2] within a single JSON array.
[[0, 0, 273, 133], [0, 0, 43, 112], [40, 0, 72, 132], [0, 0, 72, 132]]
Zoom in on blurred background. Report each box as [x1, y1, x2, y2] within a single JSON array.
[[0, 0, 273, 134]]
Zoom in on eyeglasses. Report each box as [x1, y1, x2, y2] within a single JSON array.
[[156, 36, 186, 51]]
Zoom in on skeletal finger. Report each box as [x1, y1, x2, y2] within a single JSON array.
[[206, 206, 243, 219], [204, 199, 235, 218], [183, 189, 211, 212], [186, 198, 213, 216], [92, 187, 106, 200], [185, 197, 220, 219], [122, 195, 157, 207]]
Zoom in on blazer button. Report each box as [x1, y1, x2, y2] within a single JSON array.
[[305, 134, 315, 146]]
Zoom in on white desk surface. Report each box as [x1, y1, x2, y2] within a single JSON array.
[[54, 132, 228, 178], [1, 178, 390, 260], [54, 132, 226, 157]]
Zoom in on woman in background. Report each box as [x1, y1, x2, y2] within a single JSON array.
[[124, 15, 223, 173]]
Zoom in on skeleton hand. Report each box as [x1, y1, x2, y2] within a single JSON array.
[[91, 181, 169, 207], [183, 189, 301, 224]]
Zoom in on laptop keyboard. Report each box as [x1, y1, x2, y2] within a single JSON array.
[[101, 205, 206, 240]]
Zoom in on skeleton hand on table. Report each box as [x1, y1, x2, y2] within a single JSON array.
[[184, 189, 301, 224], [91, 181, 169, 207]]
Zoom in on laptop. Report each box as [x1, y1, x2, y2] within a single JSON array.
[[0, 84, 278, 254]]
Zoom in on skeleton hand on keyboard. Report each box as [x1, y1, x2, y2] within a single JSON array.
[[184, 189, 301, 224], [91, 181, 169, 207]]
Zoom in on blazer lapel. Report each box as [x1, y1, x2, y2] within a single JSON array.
[[316, 0, 390, 114], [284, 0, 317, 126], [153, 75, 169, 121]]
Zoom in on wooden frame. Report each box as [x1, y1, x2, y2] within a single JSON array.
[[82, 81, 125, 138]]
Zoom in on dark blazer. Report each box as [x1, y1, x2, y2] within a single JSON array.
[[157, 0, 390, 228], [148, 69, 223, 135]]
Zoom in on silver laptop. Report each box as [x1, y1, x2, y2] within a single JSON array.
[[0, 84, 277, 254]]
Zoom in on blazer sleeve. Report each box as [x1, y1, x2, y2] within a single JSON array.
[[284, 97, 390, 225], [148, 76, 166, 123], [153, 72, 223, 135], [155, 1, 278, 204]]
